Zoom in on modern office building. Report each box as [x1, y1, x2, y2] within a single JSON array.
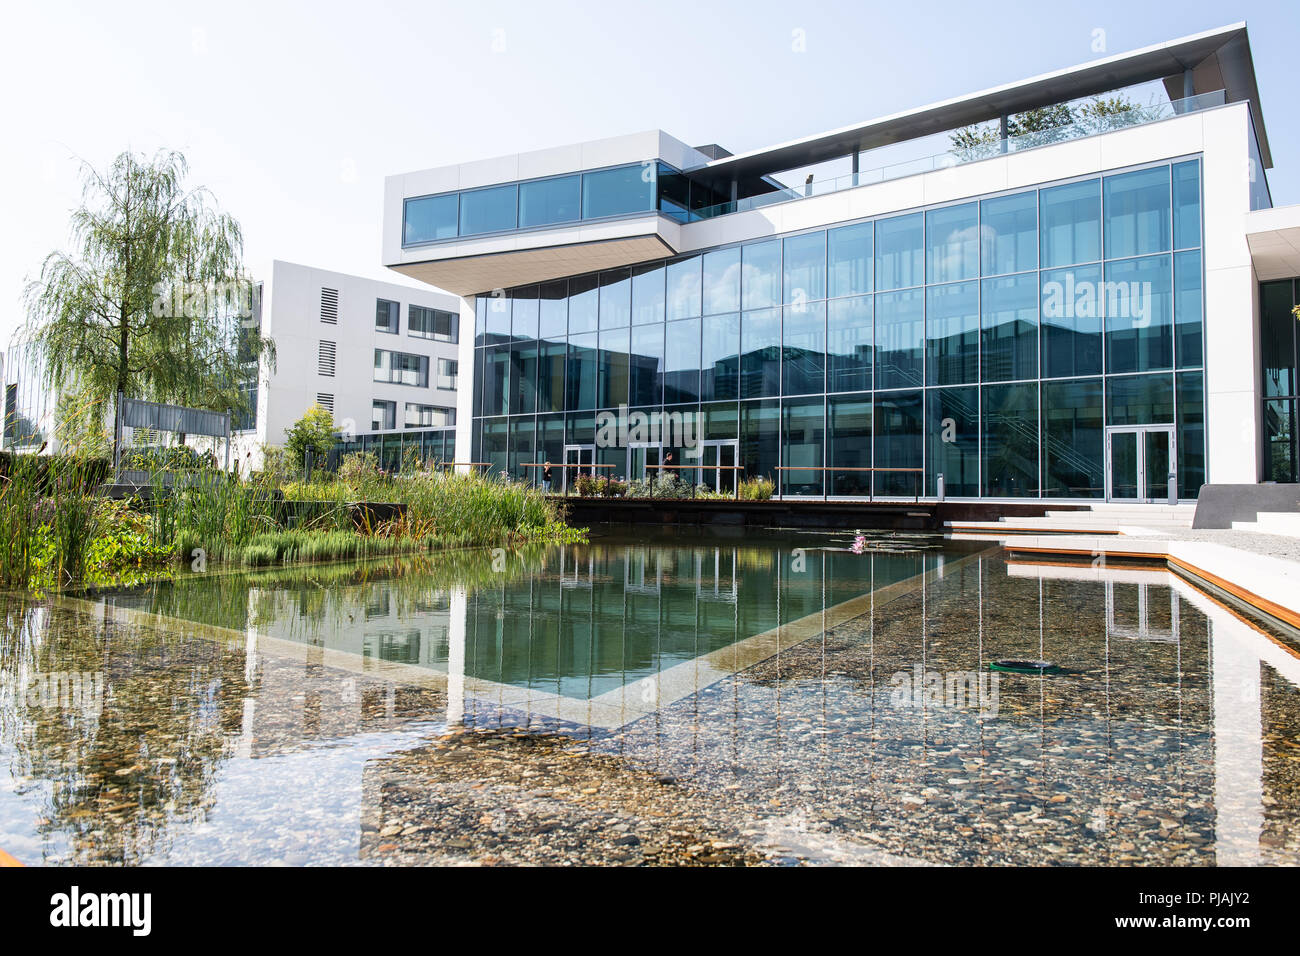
[[383, 23, 1296, 501], [1, 340, 58, 453], [238, 260, 462, 471]]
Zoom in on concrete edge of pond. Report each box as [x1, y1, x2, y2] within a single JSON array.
[[993, 534, 1300, 644]]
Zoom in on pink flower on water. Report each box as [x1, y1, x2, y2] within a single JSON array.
[[851, 533, 867, 554]]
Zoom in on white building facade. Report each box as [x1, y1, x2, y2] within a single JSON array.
[[239, 260, 462, 471], [381, 23, 1293, 501]]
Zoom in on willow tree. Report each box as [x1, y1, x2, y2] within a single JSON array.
[[22, 150, 273, 442]]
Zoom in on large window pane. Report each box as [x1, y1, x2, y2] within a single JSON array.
[[565, 333, 598, 410], [875, 289, 924, 388], [1041, 264, 1103, 377], [630, 323, 663, 407], [664, 317, 701, 403], [982, 272, 1038, 381], [1177, 370, 1204, 498], [827, 295, 872, 393], [404, 193, 458, 244], [926, 280, 978, 385], [1264, 398, 1297, 483], [1173, 160, 1201, 250], [780, 300, 825, 397], [1104, 165, 1170, 259], [876, 212, 924, 290], [783, 231, 826, 304], [1261, 280, 1296, 397], [510, 286, 538, 340], [782, 398, 825, 496], [926, 203, 978, 283], [519, 174, 581, 228], [981, 191, 1037, 276], [509, 417, 535, 484], [1174, 250, 1203, 368], [742, 240, 781, 310], [1107, 373, 1174, 425], [666, 255, 702, 320], [631, 262, 665, 325], [740, 308, 781, 399], [459, 183, 517, 236], [1040, 179, 1100, 267], [828, 221, 872, 298], [828, 394, 872, 496], [702, 248, 740, 315], [482, 345, 510, 416], [539, 279, 568, 338], [1105, 254, 1172, 373], [482, 418, 508, 477], [599, 268, 631, 328], [740, 400, 780, 484], [598, 327, 630, 408], [983, 382, 1039, 497], [567, 274, 599, 334], [873, 391, 923, 496], [1042, 378, 1103, 497], [537, 414, 565, 483], [581, 164, 654, 219], [928, 386, 978, 497], [537, 339, 566, 413], [509, 341, 538, 414], [485, 290, 511, 338], [701, 313, 739, 401]]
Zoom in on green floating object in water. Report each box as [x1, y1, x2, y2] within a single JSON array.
[[990, 659, 1064, 674]]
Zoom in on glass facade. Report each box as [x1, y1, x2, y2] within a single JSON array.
[[404, 162, 673, 246], [331, 428, 456, 473], [1261, 279, 1299, 482], [469, 159, 1207, 498]]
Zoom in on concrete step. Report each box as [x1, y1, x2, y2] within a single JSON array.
[[1231, 512, 1300, 537]]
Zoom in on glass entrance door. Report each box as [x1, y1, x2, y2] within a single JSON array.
[[1105, 426, 1176, 502], [562, 444, 595, 492], [700, 440, 739, 494], [628, 443, 661, 483]]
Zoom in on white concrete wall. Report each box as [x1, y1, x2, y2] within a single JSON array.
[[250, 261, 462, 468], [1201, 106, 1260, 484]]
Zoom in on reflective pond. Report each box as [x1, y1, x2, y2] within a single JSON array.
[[1, 527, 1298, 866]]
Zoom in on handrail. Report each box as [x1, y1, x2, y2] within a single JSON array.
[[522, 460, 615, 496], [773, 465, 923, 502]]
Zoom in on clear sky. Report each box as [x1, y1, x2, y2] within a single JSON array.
[[2, 0, 1297, 348]]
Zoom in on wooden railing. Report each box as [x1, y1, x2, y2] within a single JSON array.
[[774, 466, 924, 502]]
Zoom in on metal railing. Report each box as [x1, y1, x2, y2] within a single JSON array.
[[670, 91, 1227, 224], [774, 466, 924, 502]]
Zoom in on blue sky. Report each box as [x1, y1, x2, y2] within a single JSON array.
[[2, 0, 1296, 347]]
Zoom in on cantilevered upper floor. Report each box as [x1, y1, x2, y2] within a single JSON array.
[[383, 22, 1271, 296]]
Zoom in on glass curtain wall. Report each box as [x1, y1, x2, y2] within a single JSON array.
[[471, 159, 1206, 498]]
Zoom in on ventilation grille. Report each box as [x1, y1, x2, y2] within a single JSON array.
[[317, 340, 336, 377], [316, 392, 334, 414], [320, 287, 339, 324]]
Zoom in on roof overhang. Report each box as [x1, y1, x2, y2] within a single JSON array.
[[689, 22, 1270, 189], [388, 234, 677, 296], [1246, 206, 1300, 282]]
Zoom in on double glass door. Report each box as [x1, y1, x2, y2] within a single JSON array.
[[628, 443, 662, 483], [700, 440, 739, 494], [562, 444, 595, 492], [1105, 426, 1177, 502]]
